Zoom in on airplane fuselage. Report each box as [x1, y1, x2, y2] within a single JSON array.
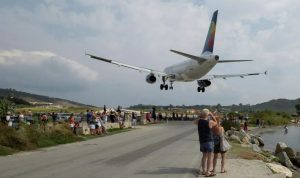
[[163, 54, 218, 82]]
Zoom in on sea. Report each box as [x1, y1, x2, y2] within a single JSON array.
[[259, 125, 300, 152]]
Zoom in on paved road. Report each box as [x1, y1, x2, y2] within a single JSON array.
[[0, 122, 282, 178]]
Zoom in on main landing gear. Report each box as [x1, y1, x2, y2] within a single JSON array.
[[160, 76, 173, 90]]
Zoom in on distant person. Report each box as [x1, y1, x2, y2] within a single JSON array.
[[146, 112, 151, 122], [212, 117, 228, 174], [79, 112, 84, 123], [40, 113, 48, 131], [158, 113, 163, 121], [6, 111, 12, 127], [18, 112, 25, 123], [68, 114, 75, 134], [172, 112, 175, 120], [256, 119, 260, 127], [26, 110, 33, 125], [95, 113, 102, 135], [51, 112, 57, 124], [152, 107, 156, 122], [100, 116, 107, 134], [86, 110, 91, 124], [109, 111, 115, 123], [284, 124, 288, 134], [194, 109, 217, 177], [117, 106, 121, 114], [132, 112, 137, 128], [117, 114, 125, 129], [243, 121, 248, 132], [103, 105, 107, 114]]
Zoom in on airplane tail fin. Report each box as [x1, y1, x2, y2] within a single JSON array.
[[202, 10, 218, 54]]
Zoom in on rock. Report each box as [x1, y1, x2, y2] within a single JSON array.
[[266, 163, 293, 178], [250, 137, 260, 145], [252, 144, 262, 153], [276, 151, 294, 168], [238, 129, 248, 139], [225, 130, 234, 137], [229, 135, 241, 144], [256, 136, 265, 146], [230, 126, 237, 131], [275, 142, 288, 155], [290, 157, 300, 167], [241, 136, 250, 144], [283, 147, 296, 159]]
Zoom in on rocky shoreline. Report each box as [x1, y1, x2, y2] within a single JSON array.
[[226, 126, 300, 178]]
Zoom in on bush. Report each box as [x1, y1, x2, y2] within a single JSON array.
[[0, 123, 82, 152], [0, 124, 31, 150], [249, 110, 291, 126], [221, 119, 241, 131]]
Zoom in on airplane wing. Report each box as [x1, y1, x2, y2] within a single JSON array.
[[203, 71, 267, 80], [86, 53, 168, 76], [218, 60, 253, 63]]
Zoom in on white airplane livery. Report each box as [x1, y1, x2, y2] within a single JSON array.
[[86, 10, 266, 92]]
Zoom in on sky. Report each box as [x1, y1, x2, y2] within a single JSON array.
[[0, 0, 300, 107]]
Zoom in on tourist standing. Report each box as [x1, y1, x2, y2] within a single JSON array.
[[86, 110, 91, 124], [212, 117, 228, 174], [6, 111, 12, 127], [68, 114, 75, 134], [146, 112, 151, 122], [132, 112, 137, 128], [195, 109, 217, 177], [243, 121, 248, 132]]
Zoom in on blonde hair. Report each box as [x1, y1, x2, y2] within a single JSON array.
[[202, 109, 210, 115]]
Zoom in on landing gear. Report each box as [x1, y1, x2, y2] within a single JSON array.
[[197, 87, 205, 93], [160, 76, 171, 90], [170, 81, 173, 90]]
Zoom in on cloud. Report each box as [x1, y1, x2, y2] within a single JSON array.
[[0, 50, 98, 92], [0, 0, 300, 107]]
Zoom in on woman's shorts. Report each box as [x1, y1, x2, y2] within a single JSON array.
[[214, 143, 226, 154], [200, 141, 214, 153]]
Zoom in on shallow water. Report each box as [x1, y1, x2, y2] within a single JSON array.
[[259, 125, 300, 152]]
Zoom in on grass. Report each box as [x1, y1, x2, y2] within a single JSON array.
[[228, 142, 280, 163], [227, 142, 252, 159], [0, 145, 17, 155], [0, 123, 133, 156]]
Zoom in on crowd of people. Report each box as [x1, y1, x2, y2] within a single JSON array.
[[195, 109, 231, 177]]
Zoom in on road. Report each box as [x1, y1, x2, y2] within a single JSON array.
[[0, 122, 282, 178]]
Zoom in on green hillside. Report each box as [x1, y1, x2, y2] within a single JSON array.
[[0, 88, 90, 108]]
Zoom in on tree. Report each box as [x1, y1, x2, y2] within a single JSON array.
[[295, 104, 300, 116], [0, 98, 14, 117]]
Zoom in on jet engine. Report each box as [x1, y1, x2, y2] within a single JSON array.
[[197, 80, 211, 87], [146, 74, 156, 84], [215, 55, 219, 60]]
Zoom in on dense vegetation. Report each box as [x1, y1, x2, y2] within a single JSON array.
[[248, 110, 291, 126], [0, 123, 81, 155]]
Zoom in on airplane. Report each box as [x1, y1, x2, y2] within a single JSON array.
[[86, 10, 267, 93]]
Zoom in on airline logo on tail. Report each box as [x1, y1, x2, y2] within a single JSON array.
[[202, 10, 218, 54]]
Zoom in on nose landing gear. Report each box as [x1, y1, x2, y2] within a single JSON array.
[[197, 87, 205, 92]]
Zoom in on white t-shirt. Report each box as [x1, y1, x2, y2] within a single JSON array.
[[6, 115, 10, 121]]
